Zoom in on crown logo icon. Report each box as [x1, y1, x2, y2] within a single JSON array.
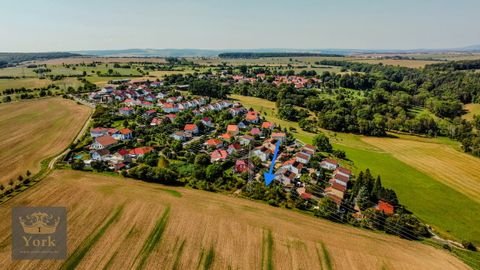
[[19, 212, 60, 234]]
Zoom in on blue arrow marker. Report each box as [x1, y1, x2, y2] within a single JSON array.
[[263, 140, 281, 185]]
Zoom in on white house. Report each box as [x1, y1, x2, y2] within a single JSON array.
[[320, 158, 339, 170]]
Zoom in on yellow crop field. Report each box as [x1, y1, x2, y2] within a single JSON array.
[[0, 98, 91, 185], [0, 170, 469, 270], [362, 135, 480, 204]]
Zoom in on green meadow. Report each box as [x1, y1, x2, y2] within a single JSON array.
[[233, 94, 480, 244]]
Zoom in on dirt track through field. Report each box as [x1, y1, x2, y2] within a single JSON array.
[[0, 170, 470, 270]]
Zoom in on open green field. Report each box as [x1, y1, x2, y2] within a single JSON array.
[[0, 78, 52, 91], [0, 170, 470, 270], [232, 94, 480, 245]]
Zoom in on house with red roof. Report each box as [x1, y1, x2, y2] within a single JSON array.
[[334, 167, 352, 179], [261, 122, 274, 130], [331, 173, 350, 187], [210, 149, 229, 163], [245, 111, 260, 123], [204, 138, 223, 149], [249, 127, 262, 136], [376, 200, 395, 215], [165, 114, 176, 122], [226, 124, 239, 136], [150, 117, 163, 126], [295, 152, 310, 164], [325, 181, 347, 204], [281, 158, 304, 175], [234, 160, 248, 173], [128, 146, 154, 158], [219, 133, 233, 141], [119, 107, 134, 116], [271, 132, 287, 143], [162, 103, 179, 113], [184, 124, 199, 134], [91, 135, 118, 150], [227, 143, 241, 155], [112, 128, 133, 140]]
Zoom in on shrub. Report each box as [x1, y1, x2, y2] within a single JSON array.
[[462, 241, 477, 251]]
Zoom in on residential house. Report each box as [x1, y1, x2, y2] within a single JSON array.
[[171, 131, 187, 141], [229, 107, 247, 117], [295, 152, 310, 164], [239, 135, 254, 146], [320, 158, 339, 170], [234, 160, 250, 174], [334, 167, 352, 179], [119, 107, 134, 116], [204, 138, 223, 149], [227, 143, 241, 155], [250, 127, 262, 136], [281, 159, 304, 175], [275, 167, 297, 185], [261, 122, 275, 130], [91, 135, 117, 150], [150, 117, 163, 126], [211, 149, 229, 163], [201, 117, 214, 128], [227, 124, 239, 136], [325, 182, 347, 202], [165, 114, 176, 122], [184, 124, 199, 135], [90, 149, 110, 161], [252, 146, 271, 162], [245, 111, 260, 123], [331, 174, 350, 187], [114, 128, 133, 140], [90, 127, 109, 138], [219, 133, 233, 141], [271, 132, 287, 143], [162, 103, 179, 113], [128, 147, 154, 158], [237, 121, 248, 129], [376, 200, 395, 215], [143, 109, 156, 119]]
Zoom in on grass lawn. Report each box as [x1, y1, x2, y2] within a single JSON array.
[[232, 94, 480, 244]]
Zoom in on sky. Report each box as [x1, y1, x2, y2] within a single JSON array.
[[1, 0, 479, 52]]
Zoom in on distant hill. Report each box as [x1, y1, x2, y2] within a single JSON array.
[[72, 46, 480, 58], [218, 52, 344, 58], [0, 52, 80, 67], [71, 49, 221, 58]]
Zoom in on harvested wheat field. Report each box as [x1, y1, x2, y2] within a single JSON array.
[[0, 170, 469, 270], [362, 136, 480, 204], [0, 98, 91, 185]]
